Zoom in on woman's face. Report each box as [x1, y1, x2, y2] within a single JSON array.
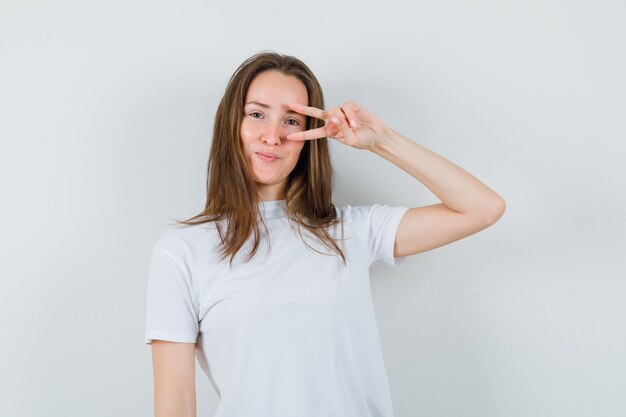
[[240, 70, 308, 201]]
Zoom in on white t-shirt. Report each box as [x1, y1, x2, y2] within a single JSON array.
[[145, 200, 410, 417]]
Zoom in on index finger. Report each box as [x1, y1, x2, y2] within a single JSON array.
[[288, 102, 327, 120]]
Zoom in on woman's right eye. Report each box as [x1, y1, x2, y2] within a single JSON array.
[[250, 112, 263, 118]]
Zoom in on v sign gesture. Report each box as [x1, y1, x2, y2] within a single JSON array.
[[291, 97, 505, 260], [286, 100, 387, 151]]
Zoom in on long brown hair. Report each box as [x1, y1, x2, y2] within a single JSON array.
[[174, 51, 346, 267]]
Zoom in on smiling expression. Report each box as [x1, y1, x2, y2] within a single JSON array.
[[240, 70, 308, 201]]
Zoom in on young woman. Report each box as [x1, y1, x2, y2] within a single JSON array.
[[145, 51, 505, 417]]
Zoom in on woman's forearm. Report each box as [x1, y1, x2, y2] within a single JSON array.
[[371, 126, 505, 223]]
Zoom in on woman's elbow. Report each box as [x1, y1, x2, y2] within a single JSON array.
[[484, 195, 506, 225]]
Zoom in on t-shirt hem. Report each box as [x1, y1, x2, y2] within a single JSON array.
[[145, 330, 198, 344], [380, 206, 410, 271]]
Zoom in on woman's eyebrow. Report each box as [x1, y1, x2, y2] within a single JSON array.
[[245, 101, 303, 116], [245, 101, 270, 108]]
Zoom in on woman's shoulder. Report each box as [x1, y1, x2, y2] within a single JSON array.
[[334, 201, 398, 217], [334, 202, 410, 230], [152, 221, 219, 255]]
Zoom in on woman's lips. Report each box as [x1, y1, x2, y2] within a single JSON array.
[[256, 152, 279, 163]]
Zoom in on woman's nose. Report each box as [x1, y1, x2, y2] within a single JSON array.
[[262, 123, 283, 145]]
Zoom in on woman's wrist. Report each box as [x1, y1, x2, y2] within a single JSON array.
[[370, 125, 402, 155]]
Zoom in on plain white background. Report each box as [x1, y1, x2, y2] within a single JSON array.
[[1, 0, 624, 416]]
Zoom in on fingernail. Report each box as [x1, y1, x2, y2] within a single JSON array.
[[350, 119, 357, 128], [331, 117, 341, 125]]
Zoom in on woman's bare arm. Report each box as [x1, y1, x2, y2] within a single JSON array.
[[151, 340, 196, 417], [371, 126, 506, 257], [287, 101, 506, 257]]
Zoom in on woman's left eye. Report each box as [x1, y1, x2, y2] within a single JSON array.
[[286, 119, 300, 126]]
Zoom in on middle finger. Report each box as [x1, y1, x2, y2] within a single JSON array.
[[288, 103, 328, 120]]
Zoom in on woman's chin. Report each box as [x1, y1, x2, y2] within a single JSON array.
[[253, 175, 283, 186]]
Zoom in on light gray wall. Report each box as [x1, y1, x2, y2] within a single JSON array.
[[1, 1, 624, 416]]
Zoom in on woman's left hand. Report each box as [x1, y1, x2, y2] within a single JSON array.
[[286, 100, 388, 151]]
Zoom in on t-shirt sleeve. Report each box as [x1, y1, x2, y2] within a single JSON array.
[[144, 240, 199, 344], [349, 203, 411, 271]]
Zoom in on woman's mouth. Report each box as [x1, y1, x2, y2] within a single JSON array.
[[256, 152, 279, 163]]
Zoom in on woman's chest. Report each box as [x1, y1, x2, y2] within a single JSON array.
[[193, 225, 370, 337]]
